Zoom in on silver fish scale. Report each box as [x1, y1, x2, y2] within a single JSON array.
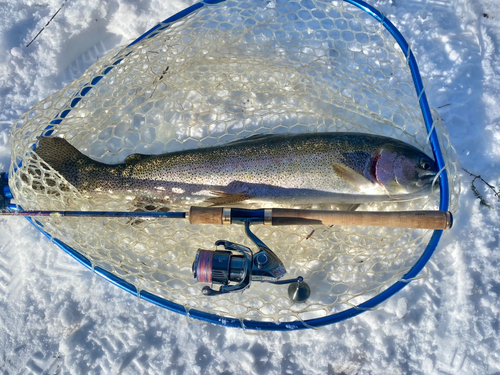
[[129, 133, 370, 197]]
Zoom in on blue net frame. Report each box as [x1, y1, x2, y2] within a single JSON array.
[[9, 0, 449, 330]]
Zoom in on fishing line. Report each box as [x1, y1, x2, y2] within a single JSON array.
[[193, 249, 214, 283]]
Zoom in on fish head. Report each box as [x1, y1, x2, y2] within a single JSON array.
[[372, 144, 438, 196]]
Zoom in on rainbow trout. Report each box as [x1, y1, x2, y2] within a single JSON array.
[[35, 133, 437, 206]]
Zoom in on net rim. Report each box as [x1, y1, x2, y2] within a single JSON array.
[[14, 0, 450, 330]]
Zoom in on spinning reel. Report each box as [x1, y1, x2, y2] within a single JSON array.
[[192, 216, 311, 302], [0, 180, 451, 304]]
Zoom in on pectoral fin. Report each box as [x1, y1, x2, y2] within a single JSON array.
[[332, 163, 374, 189]]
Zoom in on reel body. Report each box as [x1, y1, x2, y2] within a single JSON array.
[[192, 220, 310, 302]]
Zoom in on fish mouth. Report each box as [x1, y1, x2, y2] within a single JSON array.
[[416, 172, 438, 188]]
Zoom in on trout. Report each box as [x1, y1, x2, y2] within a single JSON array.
[[34, 133, 438, 206]]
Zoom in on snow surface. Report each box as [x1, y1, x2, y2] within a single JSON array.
[[1, 0, 500, 374]]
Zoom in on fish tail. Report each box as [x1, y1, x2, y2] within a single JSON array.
[[34, 137, 95, 188]]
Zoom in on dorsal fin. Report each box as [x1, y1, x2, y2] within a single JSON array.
[[124, 153, 150, 163]]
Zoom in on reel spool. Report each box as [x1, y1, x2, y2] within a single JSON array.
[[193, 249, 246, 285]]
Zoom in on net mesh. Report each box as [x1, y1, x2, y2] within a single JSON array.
[[9, 0, 459, 324]]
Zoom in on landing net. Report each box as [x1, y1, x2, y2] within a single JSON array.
[[9, 0, 459, 329]]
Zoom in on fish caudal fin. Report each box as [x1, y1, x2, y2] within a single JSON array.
[[34, 137, 92, 187], [35, 137, 81, 169]]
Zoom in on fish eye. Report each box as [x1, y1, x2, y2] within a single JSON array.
[[420, 160, 431, 170]]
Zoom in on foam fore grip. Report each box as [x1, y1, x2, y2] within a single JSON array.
[[189, 206, 224, 225], [271, 209, 453, 230]]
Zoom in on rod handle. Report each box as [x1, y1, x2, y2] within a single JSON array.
[[189, 207, 453, 230], [271, 209, 452, 230], [189, 207, 224, 225]]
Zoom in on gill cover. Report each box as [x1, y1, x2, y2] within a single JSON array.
[[373, 145, 438, 195]]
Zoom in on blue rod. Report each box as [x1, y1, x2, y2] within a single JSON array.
[[1, 208, 186, 219]]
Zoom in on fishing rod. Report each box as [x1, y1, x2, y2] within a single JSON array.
[[1, 206, 452, 230], [1, 173, 453, 302]]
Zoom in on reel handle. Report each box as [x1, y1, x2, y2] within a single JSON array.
[[189, 207, 452, 230]]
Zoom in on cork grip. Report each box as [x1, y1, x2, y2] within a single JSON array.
[[189, 207, 453, 229], [271, 209, 452, 230], [189, 207, 224, 225]]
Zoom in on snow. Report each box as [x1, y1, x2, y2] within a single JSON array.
[[1, 0, 500, 373]]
